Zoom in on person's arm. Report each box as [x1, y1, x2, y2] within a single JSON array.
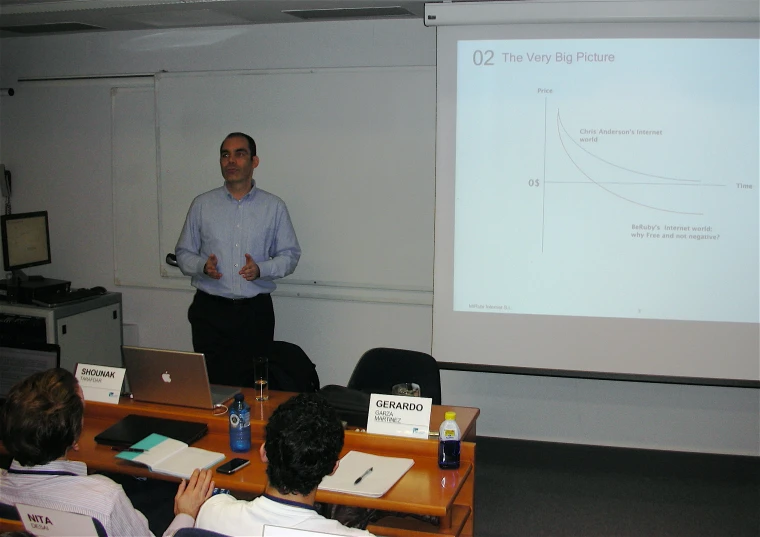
[[193, 493, 239, 534], [163, 468, 215, 536], [162, 513, 195, 537], [101, 485, 155, 537], [175, 200, 209, 277], [256, 201, 301, 280]]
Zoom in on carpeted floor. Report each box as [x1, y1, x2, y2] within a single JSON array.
[[474, 437, 760, 537]]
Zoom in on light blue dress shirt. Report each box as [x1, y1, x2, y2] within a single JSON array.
[[175, 181, 301, 299]]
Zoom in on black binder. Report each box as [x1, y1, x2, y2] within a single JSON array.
[[94, 414, 208, 447]]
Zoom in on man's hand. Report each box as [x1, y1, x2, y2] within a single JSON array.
[[239, 253, 260, 281], [174, 468, 214, 518], [204, 254, 222, 279]]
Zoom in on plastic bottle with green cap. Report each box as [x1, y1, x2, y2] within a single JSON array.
[[438, 410, 461, 469]]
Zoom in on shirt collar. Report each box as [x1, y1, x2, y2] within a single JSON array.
[[10, 459, 88, 477], [262, 493, 317, 512], [244, 180, 258, 199], [222, 180, 257, 201]]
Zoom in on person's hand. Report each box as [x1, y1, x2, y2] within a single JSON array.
[[204, 254, 222, 279], [239, 253, 260, 281], [174, 468, 214, 518]]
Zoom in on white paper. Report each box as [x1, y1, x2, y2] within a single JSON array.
[[75, 363, 125, 404], [366, 393, 431, 439], [130, 436, 187, 467], [318, 450, 414, 498]]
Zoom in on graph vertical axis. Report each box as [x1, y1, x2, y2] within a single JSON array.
[[541, 97, 547, 253]]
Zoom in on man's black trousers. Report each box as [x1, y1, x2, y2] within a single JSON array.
[[188, 289, 274, 387]]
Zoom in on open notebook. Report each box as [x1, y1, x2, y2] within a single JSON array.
[[318, 450, 414, 498], [115, 433, 224, 479]]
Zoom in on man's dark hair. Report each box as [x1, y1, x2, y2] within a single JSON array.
[[265, 393, 344, 496], [0, 368, 84, 466], [221, 132, 257, 157]]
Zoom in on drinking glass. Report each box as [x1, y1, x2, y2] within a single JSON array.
[[391, 382, 421, 397], [254, 356, 269, 401]]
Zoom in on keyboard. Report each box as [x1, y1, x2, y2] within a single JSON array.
[[32, 288, 105, 307]]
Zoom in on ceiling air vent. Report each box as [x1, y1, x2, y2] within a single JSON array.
[[283, 6, 413, 21], [0, 22, 105, 34]]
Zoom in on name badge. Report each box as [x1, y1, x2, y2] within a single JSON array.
[[75, 363, 125, 404], [367, 394, 432, 439]]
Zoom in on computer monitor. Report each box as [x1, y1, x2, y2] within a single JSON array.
[[0, 341, 60, 399], [0, 211, 51, 276]]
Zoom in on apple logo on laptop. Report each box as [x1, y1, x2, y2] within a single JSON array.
[[162, 371, 172, 383]]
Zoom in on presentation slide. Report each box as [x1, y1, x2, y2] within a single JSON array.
[[453, 39, 758, 324]]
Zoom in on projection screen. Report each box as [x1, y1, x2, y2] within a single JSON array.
[[429, 1, 760, 383]]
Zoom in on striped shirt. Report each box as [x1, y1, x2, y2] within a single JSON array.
[[175, 181, 301, 299], [0, 459, 192, 537]]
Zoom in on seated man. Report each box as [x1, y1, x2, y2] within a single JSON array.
[[0, 368, 214, 537], [195, 393, 374, 536]]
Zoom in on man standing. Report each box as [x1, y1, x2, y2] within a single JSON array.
[[175, 132, 301, 387], [194, 393, 374, 536]]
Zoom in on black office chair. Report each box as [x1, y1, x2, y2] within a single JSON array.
[[266, 340, 320, 393], [0, 502, 23, 533], [347, 347, 442, 405]]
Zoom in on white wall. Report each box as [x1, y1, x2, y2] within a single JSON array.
[[0, 19, 757, 456]]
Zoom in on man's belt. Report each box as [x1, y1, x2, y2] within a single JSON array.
[[196, 289, 266, 304]]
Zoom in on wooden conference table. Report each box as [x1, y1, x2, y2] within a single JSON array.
[[53, 390, 479, 537]]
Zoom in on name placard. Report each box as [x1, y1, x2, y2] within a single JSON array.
[[75, 363, 125, 404], [367, 394, 432, 439], [16, 503, 100, 537]]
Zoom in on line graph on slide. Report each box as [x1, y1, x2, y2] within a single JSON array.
[[552, 107, 719, 216], [534, 98, 746, 251]]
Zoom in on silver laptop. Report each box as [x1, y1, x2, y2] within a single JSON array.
[[122, 346, 240, 410]]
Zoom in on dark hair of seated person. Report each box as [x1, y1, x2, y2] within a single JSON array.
[[264, 393, 344, 496], [0, 368, 83, 467]]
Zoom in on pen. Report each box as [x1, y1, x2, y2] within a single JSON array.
[[111, 447, 146, 453], [354, 467, 373, 485]]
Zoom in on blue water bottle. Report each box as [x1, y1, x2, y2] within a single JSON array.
[[438, 411, 461, 469], [229, 393, 251, 453]]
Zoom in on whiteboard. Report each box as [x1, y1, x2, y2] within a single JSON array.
[[112, 85, 162, 288], [156, 67, 435, 293]]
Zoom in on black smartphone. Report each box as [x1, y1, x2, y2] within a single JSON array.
[[216, 458, 250, 474]]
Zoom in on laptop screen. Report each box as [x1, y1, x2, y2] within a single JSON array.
[[0, 342, 60, 399], [122, 346, 239, 410]]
